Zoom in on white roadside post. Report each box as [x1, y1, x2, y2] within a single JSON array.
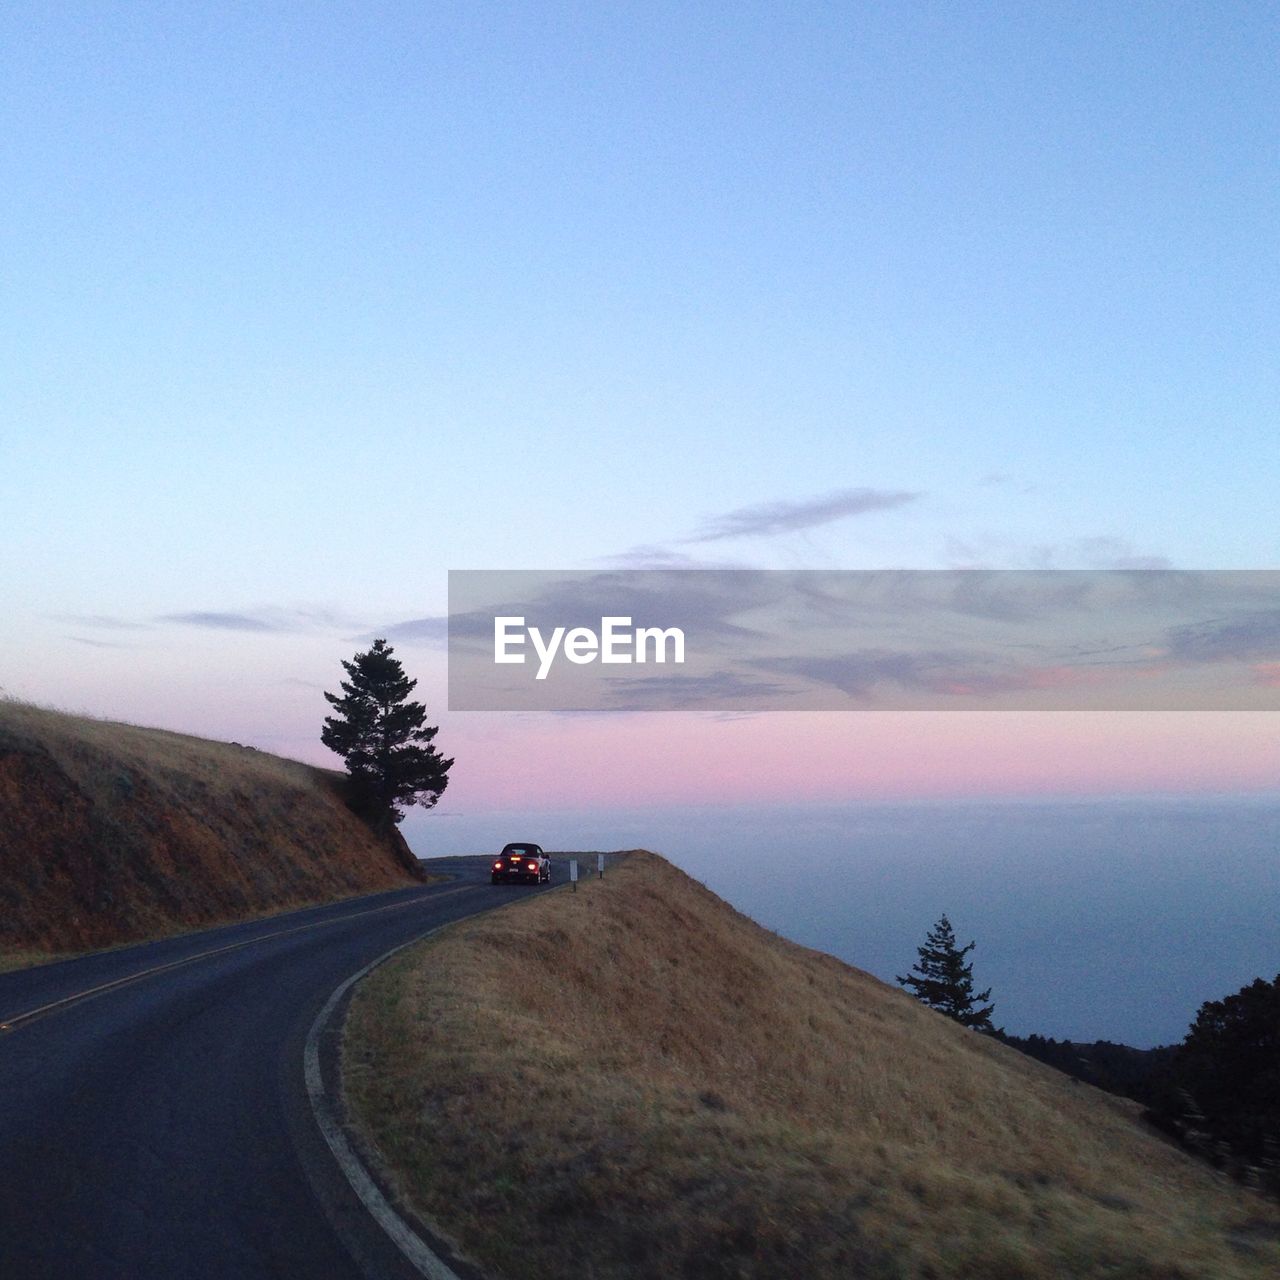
[[597, 853, 605, 879], [569, 858, 578, 893]]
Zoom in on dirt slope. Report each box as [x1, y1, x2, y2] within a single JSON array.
[[345, 850, 1280, 1280], [0, 699, 421, 958]]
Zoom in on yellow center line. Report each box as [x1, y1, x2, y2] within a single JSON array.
[[0, 883, 477, 1033]]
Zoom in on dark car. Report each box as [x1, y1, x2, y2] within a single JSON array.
[[491, 842, 551, 885]]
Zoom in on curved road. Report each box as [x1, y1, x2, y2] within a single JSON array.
[[0, 855, 554, 1280]]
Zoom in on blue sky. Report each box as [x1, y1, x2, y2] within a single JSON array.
[[2, 3, 1277, 786]]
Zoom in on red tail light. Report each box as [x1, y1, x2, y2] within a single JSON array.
[[493, 861, 502, 870], [527, 862, 537, 871]]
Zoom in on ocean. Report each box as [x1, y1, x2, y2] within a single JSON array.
[[408, 794, 1280, 1048]]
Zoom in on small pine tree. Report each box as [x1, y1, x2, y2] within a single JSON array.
[[897, 914, 995, 1030], [321, 638, 453, 824]]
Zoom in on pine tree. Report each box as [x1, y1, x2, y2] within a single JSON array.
[[896, 914, 995, 1030], [1167, 973, 1280, 1182], [321, 639, 453, 824]]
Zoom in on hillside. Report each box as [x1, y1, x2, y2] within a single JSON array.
[[0, 699, 422, 960], [344, 851, 1280, 1280]]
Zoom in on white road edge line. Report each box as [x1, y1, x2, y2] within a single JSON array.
[[304, 926, 463, 1280]]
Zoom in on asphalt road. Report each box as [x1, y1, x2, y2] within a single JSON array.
[[0, 855, 560, 1280]]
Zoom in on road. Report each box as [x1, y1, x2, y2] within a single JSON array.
[[0, 855, 558, 1280]]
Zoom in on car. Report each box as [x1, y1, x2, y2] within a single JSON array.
[[491, 842, 551, 885]]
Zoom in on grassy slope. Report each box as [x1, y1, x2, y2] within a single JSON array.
[[0, 699, 421, 959], [344, 851, 1280, 1280]]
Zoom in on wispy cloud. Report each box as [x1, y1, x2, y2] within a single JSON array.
[[751, 651, 1109, 703], [977, 472, 1038, 494], [157, 606, 366, 634], [378, 616, 449, 646], [597, 544, 749, 570], [160, 611, 282, 632], [1035, 537, 1173, 571], [602, 670, 792, 710], [51, 614, 152, 630], [944, 534, 1172, 571], [1164, 608, 1280, 664], [66, 635, 133, 649], [687, 487, 920, 543]]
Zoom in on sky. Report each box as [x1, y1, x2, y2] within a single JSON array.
[[3, 6, 1278, 840]]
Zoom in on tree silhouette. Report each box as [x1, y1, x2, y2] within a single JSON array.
[[897, 914, 995, 1030], [1150, 973, 1280, 1191], [321, 638, 453, 824]]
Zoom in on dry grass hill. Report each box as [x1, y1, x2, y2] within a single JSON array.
[[345, 850, 1280, 1280], [0, 698, 421, 963]]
